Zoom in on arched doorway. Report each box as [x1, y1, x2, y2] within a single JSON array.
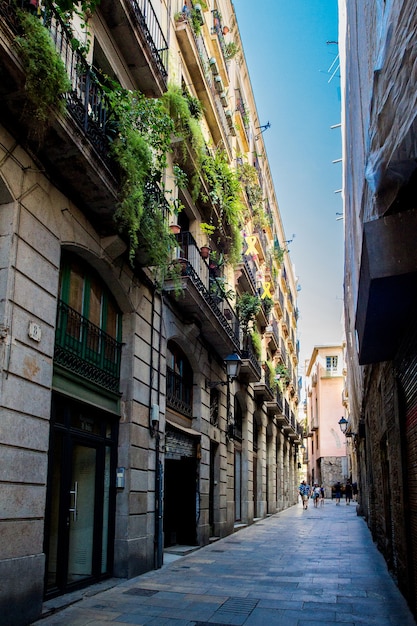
[[45, 252, 122, 597]]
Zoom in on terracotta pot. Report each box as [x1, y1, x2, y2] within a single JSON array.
[[200, 245, 210, 259], [169, 224, 181, 234]]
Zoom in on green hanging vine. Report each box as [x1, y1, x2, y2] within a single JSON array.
[[14, 10, 71, 139], [104, 85, 176, 266]]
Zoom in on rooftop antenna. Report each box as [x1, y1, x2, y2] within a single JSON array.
[[326, 41, 340, 83]]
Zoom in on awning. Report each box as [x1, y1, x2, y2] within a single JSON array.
[[166, 418, 201, 438]]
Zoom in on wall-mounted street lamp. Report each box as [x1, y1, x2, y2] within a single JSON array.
[[206, 353, 242, 439], [338, 416, 356, 438]]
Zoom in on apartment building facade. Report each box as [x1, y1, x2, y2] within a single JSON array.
[[0, 1, 302, 623], [305, 345, 347, 496], [340, 0, 417, 617]]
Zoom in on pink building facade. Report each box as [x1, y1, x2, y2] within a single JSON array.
[[305, 345, 347, 497]]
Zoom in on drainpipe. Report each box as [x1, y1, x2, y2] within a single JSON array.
[[148, 285, 164, 569], [155, 293, 164, 569]]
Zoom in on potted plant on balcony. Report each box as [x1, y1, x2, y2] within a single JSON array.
[[275, 363, 290, 390], [224, 41, 240, 61], [236, 292, 261, 348], [200, 222, 215, 258], [262, 296, 274, 321]]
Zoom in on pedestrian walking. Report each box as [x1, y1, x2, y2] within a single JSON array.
[[299, 479, 311, 510], [312, 483, 320, 508], [352, 481, 358, 502], [345, 480, 353, 505], [319, 485, 325, 506], [334, 481, 341, 505]]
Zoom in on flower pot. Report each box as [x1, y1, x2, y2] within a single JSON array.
[[200, 245, 210, 259], [169, 224, 181, 234]]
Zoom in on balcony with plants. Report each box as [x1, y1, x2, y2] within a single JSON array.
[[235, 88, 250, 150], [174, 2, 233, 154], [235, 292, 262, 383], [163, 229, 241, 358], [0, 1, 121, 220], [0, 3, 177, 285]]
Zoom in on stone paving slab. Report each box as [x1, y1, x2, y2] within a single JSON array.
[[33, 501, 416, 626]]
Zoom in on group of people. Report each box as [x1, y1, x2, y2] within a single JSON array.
[[299, 480, 324, 509], [299, 479, 358, 509]]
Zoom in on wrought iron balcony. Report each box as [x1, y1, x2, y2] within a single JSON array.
[[239, 346, 262, 383], [163, 231, 240, 358], [166, 366, 193, 418], [174, 11, 232, 154], [0, 1, 119, 224], [54, 300, 122, 394], [265, 319, 279, 352], [99, 0, 168, 95], [253, 370, 275, 403], [235, 255, 258, 295], [265, 389, 284, 417], [211, 10, 229, 70]]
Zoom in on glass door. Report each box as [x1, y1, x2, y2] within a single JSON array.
[[67, 444, 96, 583], [45, 395, 117, 598]]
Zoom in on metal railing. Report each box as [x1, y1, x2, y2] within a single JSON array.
[[166, 366, 193, 417], [267, 319, 280, 346], [235, 88, 249, 138], [128, 0, 168, 79], [186, 20, 232, 151], [211, 10, 228, 68], [242, 255, 258, 292], [170, 231, 240, 346], [3, 0, 168, 158], [54, 300, 122, 393], [241, 347, 262, 379]]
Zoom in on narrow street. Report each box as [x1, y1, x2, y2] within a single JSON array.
[[34, 500, 415, 626]]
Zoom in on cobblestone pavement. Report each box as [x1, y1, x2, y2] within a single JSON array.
[[33, 500, 416, 626]]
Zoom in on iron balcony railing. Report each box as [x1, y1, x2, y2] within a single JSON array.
[[166, 366, 193, 418], [284, 398, 290, 419], [211, 10, 228, 68], [242, 255, 258, 293], [184, 17, 232, 151], [275, 389, 283, 413], [235, 88, 249, 138], [254, 155, 263, 189], [268, 319, 280, 346], [280, 340, 287, 364], [128, 0, 168, 79], [171, 231, 240, 346], [54, 300, 122, 394], [240, 347, 262, 379], [45, 8, 111, 153], [3, 0, 168, 158]]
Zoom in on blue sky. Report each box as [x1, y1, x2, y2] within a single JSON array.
[[233, 0, 344, 371]]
